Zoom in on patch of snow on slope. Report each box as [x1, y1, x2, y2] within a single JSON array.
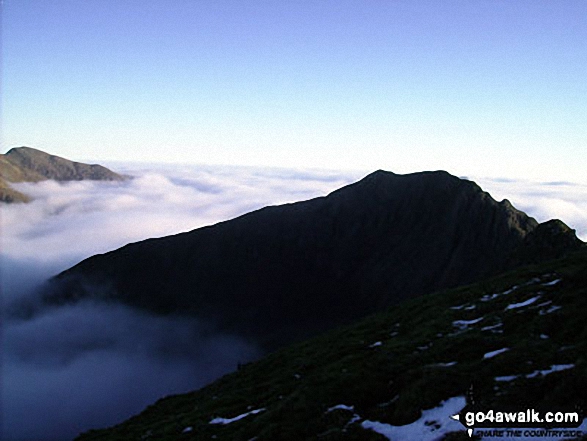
[[434, 362, 457, 367], [493, 364, 572, 382], [495, 375, 518, 382], [542, 278, 561, 287], [540, 305, 562, 315], [450, 303, 476, 311], [505, 296, 541, 310], [481, 323, 502, 332], [483, 348, 510, 359], [526, 364, 575, 379], [209, 408, 265, 425], [361, 396, 466, 441], [452, 317, 484, 329], [327, 404, 355, 413]]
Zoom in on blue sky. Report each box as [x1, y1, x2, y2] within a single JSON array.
[[2, 0, 586, 182]]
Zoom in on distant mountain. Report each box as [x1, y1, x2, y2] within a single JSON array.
[[0, 146, 128, 203], [37, 170, 583, 351], [76, 247, 587, 441]]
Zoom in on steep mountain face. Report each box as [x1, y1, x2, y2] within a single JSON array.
[[76, 248, 587, 441], [0, 146, 127, 202], [38, 170, 581, 350]]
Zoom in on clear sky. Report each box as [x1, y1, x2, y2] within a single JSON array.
[[2, 0, 586, 183]]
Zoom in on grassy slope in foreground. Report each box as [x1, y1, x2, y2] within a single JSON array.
[[77, 248, 587, 441]]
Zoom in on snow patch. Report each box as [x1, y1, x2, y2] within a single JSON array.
[[209, 408, 265, 425], [495, 375, 518, 382], [361, 396, 466, 441], [502, 286, 519, 294], [481, 293, 500, 302], [505, 296, 540, 310], [483, 348, 510, 359], [452, 317, 483, 329], [542, 278, 561, 287], [539, 305, 562, 315], [369, 341, 383, 348], [481, 323, 502, 332], [327, 404, 355, 413], [434, 362, 457, 367], [449, 302, 479, 310], [526, 364, 575, 379]]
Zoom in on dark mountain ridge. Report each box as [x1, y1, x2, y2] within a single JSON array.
[[37, 170, 583, 351], [0, 146, 128, 202]]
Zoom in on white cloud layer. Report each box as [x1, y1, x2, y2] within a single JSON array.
[[2, 163, 362, 264], [0, 164, 361, 441], [1, 164, 585, 440], [3, 303, 260, 441]]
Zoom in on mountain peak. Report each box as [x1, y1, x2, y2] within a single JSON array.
[[6, 145, 45, 155], [0, 146, 128, 203], [3, 146, 126, 181], [35, 170, 574, 352]]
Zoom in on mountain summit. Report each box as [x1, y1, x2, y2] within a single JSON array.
[[39, 170, 582, 350], [0, 146, 127, 202]]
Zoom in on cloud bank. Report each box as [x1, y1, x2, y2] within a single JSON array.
[[0, 164, 361, 441], [4, 303, 260, 441], [1, 164, 585, 440]]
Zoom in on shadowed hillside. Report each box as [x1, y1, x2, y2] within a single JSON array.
[[76, 248, 587, 441]]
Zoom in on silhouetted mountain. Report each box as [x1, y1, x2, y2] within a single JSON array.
[[0, 146, 127, 203], [38, 170, 583, 351]]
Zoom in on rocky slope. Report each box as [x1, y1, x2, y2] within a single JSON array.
[[37, 170, 582, 351], [0, 146, 127, 202]]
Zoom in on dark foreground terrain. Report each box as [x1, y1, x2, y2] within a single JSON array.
[[77, 247, 587, 440]]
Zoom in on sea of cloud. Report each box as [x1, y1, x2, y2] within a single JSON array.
[[0, 163, 362, 441], [1, 163, 585, 440]]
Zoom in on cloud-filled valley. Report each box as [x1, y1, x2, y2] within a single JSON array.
[[1, 164, 362, 441], [1, 163, 586, 441]]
